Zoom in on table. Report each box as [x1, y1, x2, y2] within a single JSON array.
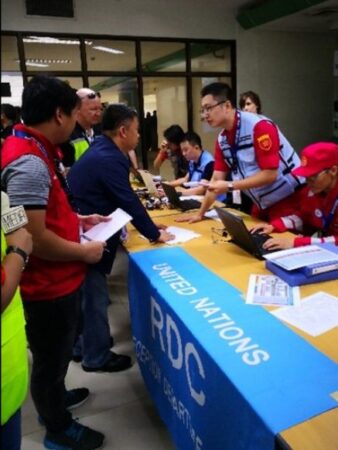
[[125, 211, 338, 450]]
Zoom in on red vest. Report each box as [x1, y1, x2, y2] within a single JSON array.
[[1, 124, 86, 301]]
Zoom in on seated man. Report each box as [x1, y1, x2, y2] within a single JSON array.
[[166, 131, 214, 196], [153, 124, 188, 178], [251, 142, 338, 250]]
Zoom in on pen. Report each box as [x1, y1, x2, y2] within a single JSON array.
[[81, 234, 110, 253]]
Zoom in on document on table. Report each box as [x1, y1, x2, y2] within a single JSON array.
[[80, 208, 132, 243], [264, 245, 338, 271], [246, 274, 300, 307], [140, 226, 201, 245], [272, 291, 338, 336]]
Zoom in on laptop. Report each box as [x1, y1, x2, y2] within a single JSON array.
[[161, 183, 202, 212], [214, 207, 276, 260], [138, 170, 160, 196]]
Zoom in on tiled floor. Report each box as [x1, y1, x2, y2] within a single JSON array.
[[21, 246, 176, 450]]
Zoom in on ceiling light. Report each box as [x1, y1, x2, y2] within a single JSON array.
[[92, 46, 124, 55], [23, 36, 92, 45], [26, 62, 49, 67]]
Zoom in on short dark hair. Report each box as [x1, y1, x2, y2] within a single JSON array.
[[163, 125, 185, 146], [239, 91, 262, 114], [102, 104, 138, 133], [1, 103, 17, 122], [201, 82, 235, 107], [21, 75, 79, 125], [182, 131, 202, 148]]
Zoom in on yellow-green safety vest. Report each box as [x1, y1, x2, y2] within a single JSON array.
[[73, 137, 90, 161], [1, 230, 28, 425]]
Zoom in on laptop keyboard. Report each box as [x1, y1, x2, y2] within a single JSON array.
[[251, 231, 274, 254]]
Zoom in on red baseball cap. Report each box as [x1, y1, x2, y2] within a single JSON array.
[[292, 142, 338, 178]]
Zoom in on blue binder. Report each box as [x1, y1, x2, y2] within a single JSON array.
[[265, 243, 338, 286]]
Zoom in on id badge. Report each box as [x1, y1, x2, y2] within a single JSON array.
[[231, 173, 242, 205]]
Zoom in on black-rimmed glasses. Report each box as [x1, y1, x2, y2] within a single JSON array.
[[200, 101, 225, 115]]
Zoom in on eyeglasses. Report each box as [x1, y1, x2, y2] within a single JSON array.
[[200, 101, 225, 116], [210, 226, 228, 244]]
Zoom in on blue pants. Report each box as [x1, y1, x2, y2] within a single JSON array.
[[73, 267, 111, 368], [1, 409, 21, 450]]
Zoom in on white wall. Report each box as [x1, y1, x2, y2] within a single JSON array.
[[2, 0, 335, 151]]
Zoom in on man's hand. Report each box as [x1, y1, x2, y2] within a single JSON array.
[[78, 214, 111, 232], [156, 229, 175, 243], [206, 180, 229, 195], [6, 227, 33, 256], [263, 237, 294, 251], [82, 241, 106, 263], [250, 223, 274, 234], [156, 223, 168, 230], [175, 213, 204, 224]]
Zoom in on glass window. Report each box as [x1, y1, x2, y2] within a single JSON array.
[[143, 77, 187, 176], [23, 35, 81, 71], [1, 36, 20, 72], [192, 76, 232, 153], [89, 76, 139, 110], [190, 43, 231, 72], [1, 72, 24, 106], [86, 40, 136, 71], [141, 42, 186, 72]]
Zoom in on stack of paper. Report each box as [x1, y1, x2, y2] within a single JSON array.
[[81, 208, 132, 243]]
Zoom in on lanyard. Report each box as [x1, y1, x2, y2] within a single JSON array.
[[226, 110, 241, 174], [13, 130, 79, 212]]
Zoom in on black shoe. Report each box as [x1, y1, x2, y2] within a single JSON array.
[[66, 388, 90, 410], [44, 420, 104, 450], [38, 388, 90, 426], [72, 337, 114, 363], [82, 352, 132, 373]]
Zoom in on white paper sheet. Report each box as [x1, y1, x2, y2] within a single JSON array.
[[246, 274, 300, 307], [204, 209, 221, 221], [165, 226, 201, 245], [263, 245, 338, 271], [272, 291, 338, 336], [80, 208, 132, 243]]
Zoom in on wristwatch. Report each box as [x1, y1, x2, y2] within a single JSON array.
[[6, 245, 29, 270], [227, 182, 235, 193]]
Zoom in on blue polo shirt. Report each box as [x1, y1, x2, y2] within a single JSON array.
[[68, 135, 160, 273]]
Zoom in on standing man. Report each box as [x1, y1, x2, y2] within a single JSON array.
[[68, 104, 174, 373], [61, 88, 102, 167], [177, 82, 303, 223], [1, 75, 106, 450]]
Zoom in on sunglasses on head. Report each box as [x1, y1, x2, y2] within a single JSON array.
[[80, 91, 101, 100]]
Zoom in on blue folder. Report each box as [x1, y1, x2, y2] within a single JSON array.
[[265, 243, 338, 286]]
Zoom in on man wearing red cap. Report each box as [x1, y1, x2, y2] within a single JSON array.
[[252, 142, 338, 249]]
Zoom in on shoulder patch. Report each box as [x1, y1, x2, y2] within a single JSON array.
[[257, 134, 272, 151]]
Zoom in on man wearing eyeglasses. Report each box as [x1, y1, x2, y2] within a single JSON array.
[[252, 142, 338, 249], [61, 88, 103, 168], [177, 82, 304, 224]]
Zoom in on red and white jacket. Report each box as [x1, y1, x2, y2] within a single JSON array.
[[270, 180, 338, 247]]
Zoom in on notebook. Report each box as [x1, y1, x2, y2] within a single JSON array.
[[161, 183, 202, 212], [138, 170, 160, 196], [215, 207, 276, 260]]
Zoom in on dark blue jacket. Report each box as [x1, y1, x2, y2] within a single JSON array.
[[68, 135, 160, 273]]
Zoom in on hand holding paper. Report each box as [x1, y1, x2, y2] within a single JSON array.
[[80, 208, 132, 243]]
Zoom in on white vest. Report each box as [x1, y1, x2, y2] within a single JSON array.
[[217, 111, 303, 210], [188, 150, 214, 182]]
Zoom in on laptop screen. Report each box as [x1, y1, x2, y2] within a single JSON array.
[[215, 207, 263, 258]]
